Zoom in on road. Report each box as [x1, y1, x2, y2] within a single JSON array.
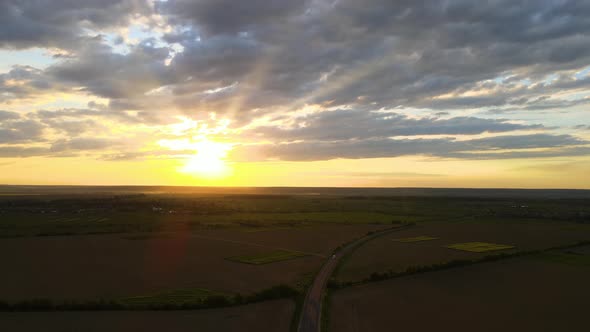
[[297, 225, 412, 332]]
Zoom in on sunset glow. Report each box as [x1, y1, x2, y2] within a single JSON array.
[[2, 3, 590, 331], [0, 1, 589, 188]]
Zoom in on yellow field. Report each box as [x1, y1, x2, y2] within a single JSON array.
[[446, 242, 515, 252]]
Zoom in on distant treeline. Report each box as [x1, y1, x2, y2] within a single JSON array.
[[0, 195, 233, 215], [0, 284, 299, 312], [223, 194, 293, 199]]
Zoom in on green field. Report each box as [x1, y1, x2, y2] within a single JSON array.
[[227, 250, 309, 265], [446, 242, 515, 252], [392, 236, 438, 243]]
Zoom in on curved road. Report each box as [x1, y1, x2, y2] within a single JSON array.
[[297, 225, 412, 332]]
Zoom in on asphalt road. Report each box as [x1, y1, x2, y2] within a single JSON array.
[[297, 225, 412, 332]]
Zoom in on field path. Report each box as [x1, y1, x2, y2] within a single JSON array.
[[297, 225, 413, 332]]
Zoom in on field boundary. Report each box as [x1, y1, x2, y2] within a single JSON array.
[[328, 240, 590, 289], [0, 284, 300, 312]]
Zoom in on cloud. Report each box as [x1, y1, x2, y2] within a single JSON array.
[[34, 106, 150, 124], [0, 146, 49, 158], [463, 134, 585, 150], [232, 134, 589, 162], [0, 0, 152, 50], [160, 0, 309, 35], [0, 65, 67, 102], [0, 110, 20, 121], [42, 119, 101, 137], [50, 137, 118, 152], [47, 38, 173, 99], [5, 1, 590, 115], [246, 110, 544, 141], [0, 115, 45, 144], [149, 0, 590, 117], [1, 0, 590, 164]]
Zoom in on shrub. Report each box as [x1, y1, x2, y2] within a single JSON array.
[[246, 284, 299, 303], [202, 295, 230, 307]]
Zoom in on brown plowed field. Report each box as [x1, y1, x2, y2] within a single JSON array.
[[330, 250, 590, 332], [0, 224, 385, 301]]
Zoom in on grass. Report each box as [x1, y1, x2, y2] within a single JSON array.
[[392, 236, 438, 243], [537, 251, 590, 267], [119, 288, 223, 306], [227, 250, 308, 265], [446, 242, 515, 253]]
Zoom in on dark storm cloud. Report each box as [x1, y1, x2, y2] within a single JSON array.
[[0, 0, 151, 49]]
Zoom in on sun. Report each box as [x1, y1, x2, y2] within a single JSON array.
[[181, 140, 232, 178], [158, 138, 232, 179]]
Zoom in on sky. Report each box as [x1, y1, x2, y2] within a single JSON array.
[[0, 0, 589, 188]]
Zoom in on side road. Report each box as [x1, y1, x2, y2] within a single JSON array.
[[297, 224, 413, 332]]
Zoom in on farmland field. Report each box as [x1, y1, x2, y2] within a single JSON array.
[[0, 187, 589, 331], [227, 250, 309, 265], [329, 247, 590, 332], [446, 241, 515, 252], [0, 299, 294, 332], [335, 221, 590, 282], [0, 224, 387, 301], [536, 251, 590, 267]]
